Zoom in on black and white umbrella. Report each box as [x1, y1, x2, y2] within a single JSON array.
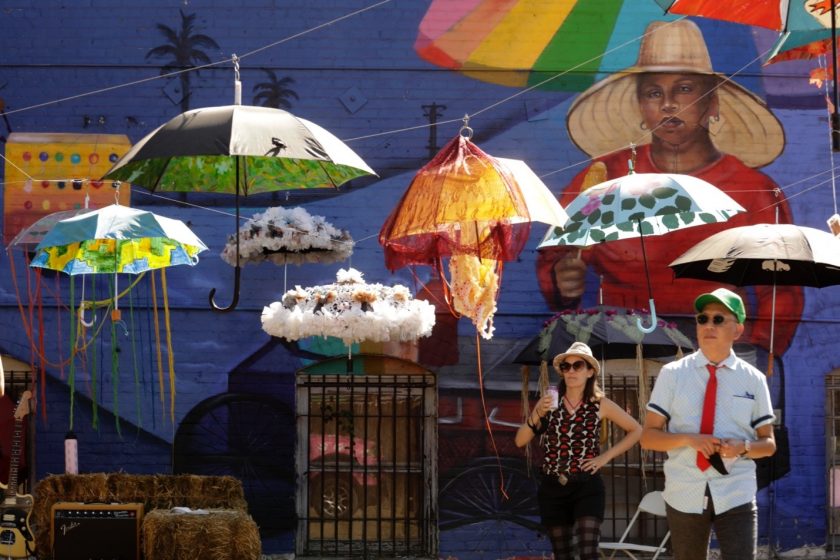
[[670, 223, 840, 373], [104, 79, 375, 312], [669, 223, 840, 288]]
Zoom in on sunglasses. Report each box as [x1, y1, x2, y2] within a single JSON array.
[[558, 360, 589, 373], [695, 314, 733, 326]]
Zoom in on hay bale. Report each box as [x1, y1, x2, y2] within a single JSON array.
[[195, 475, 248, 511], [143, 509, 261, 560], [109, 473, 155, 505], [32, 473, 251, 559], [147, 474, 247, 511]]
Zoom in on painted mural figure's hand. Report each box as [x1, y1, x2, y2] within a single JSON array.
[[552, 250, 586, 300]]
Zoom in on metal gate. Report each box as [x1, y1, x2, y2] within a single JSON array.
[[296, 355, 437, 558], [826, 372, 840, 552]]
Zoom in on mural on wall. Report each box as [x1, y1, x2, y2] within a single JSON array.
[[2, 133, 131, 245], [5, 1, 840, 556], [252, 68, 299, 110], [409, 3, 819, 556], [0, 82, 11, 144], [535, 19, 803, 363], [146, 10, 221, 113], [415, 0, 632, 92]]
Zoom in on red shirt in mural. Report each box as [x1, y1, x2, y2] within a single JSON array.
[[537, 144, 804, 356]]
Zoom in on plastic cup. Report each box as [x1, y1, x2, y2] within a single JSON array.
[[546, 387, 559, 411], [828, 213, 840, 236]]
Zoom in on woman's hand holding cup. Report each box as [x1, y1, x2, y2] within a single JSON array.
[[546, 387, 559, 411], [535, 393, 555, 418]]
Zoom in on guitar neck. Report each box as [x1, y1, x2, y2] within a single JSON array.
[[5, 418, 23, 499]]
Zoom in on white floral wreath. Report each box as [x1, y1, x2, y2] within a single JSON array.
[[261, 268, 436, 345], [221, 206, 353, 266]]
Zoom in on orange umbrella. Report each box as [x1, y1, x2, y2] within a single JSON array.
[[379, 128, 567, 338]]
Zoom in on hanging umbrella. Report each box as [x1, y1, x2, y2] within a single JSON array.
[[656, 0, 840, 150], [30, 204, 207, 276], [6, 205, 99, 424], [669, 222, 840, 373], [103, 71, 376, 312], [29, 203, 208, 430], [8, 208, 95, 251], [220, 206, 353, 267], [381, 134, 568, 268], [30, 202, 207, 354], [514, 305, 694, 418], [415, 0, 668, 91], [379, 128, 568, 338], [513, 305, 694, 365], [669, 223, 840, 286], [763, 13, 840, 122], [261, 267, 436, 346], [538, 172, 745, 332], [656, 0, 838, 42]]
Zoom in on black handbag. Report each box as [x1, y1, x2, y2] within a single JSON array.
[[755, 424, 790, 489], [754, 354, 792, 490]]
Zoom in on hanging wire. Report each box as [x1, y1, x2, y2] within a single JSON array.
[[2, 0, 395, 121], [0, 7, 833, 273], [0, 14, 820, 212], [821, 53, 840, 216], [459, 114, 473, 139], [232, 54, 242, 106]]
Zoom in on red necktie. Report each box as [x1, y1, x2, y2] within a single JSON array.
[[697, 364, 718, 471]]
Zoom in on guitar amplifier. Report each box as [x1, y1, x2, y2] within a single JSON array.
[[51, 502, 143, 560]]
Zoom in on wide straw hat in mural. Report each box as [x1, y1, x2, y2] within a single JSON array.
[[566, 19, 784, 169]]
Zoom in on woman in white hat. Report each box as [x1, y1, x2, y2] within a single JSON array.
[[536, 19, 803, 358], [515, 341, 641, 559]]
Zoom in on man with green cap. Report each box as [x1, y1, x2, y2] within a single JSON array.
[[641, 288, 777, 560]]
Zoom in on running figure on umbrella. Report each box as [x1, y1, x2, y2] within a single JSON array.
[[515, 342, 642, 560]]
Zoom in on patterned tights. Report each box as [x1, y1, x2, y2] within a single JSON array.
[[547, 516, 601, 560]]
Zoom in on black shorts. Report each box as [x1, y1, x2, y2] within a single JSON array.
[[538, 473, 605, 526]]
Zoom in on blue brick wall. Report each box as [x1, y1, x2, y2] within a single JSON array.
[[1, 1, 837, 556]]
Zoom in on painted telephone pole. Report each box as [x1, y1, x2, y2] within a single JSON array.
[[422, 102, 447, 159]]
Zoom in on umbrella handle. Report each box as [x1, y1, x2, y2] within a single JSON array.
[[78, 305, 95, 328], [636, 298, 658, 334], [209, 265, 241, 312]]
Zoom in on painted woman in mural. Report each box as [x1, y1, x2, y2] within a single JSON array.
[[515, 342, 642, 560], [536, 19, 804, 358]]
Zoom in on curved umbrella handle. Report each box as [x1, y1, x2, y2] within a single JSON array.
[[636, 298, 658, 334], [209, 265, 241, 313], [114, 319, 129, 337], [78, 305, 96, 328]]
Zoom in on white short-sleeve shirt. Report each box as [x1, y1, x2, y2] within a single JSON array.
[[646, 350, 775, 514]]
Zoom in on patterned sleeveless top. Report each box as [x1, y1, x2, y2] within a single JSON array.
[[541, 398, 601, 477]]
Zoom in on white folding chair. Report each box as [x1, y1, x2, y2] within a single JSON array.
[[599, 491, 670, 560]]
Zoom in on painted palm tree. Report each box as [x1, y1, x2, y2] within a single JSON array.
[[252, 69, 299, 110], [0, 82, 11, 143], [146, 10, 220, 113]]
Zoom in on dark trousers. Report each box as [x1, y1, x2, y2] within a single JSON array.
[[665, 494, 757, 560]]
